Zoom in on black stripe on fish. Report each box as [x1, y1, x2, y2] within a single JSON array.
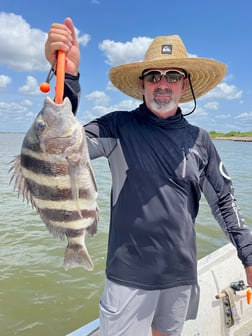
[[25, 178, 93, 201], [21, 154, 68, 176], [39, 208, 97, 222]]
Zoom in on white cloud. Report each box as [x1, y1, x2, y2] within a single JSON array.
[[0, 98, 38, 132], [86, 89, 138, 111], [192, 106, 208, 117], [85, 90, 110, 105], [106, 81, 118, 92], [113, 99, 139, 111], [79, 93, 139, 124], [22, 99, 33, 107], [204, 101, 219, 110], [235, 111, 252, 121], [99, 36, 153, 66], [0, 12, 48, 71], [78, 33, 91, 47], [215, 114, 232, 120], [0, 74, 11, 89], [205, 82, 242, 100], [74, 27, 91, 47], [0, 12, 91, 71], [18, 76, 40, 95], [0, 100, 32, 117], [180, 101, 208, 117], [98, 37, 198, 67]]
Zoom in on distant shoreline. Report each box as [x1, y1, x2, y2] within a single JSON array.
[[212, 137, 252, 142], [1, 132, 252, 142]]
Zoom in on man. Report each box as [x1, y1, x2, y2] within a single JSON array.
[[45, 17, 252, 336]]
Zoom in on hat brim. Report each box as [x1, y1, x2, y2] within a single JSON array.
[[109, 58, 226, 103]]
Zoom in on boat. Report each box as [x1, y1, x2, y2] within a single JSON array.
[[66, 243, 252, 336]]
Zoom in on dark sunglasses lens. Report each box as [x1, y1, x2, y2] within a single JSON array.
[[143, 71, 162, 83], [165, 72, 183, 82]]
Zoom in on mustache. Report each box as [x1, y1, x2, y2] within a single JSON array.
[[154, 88, 172, 95]]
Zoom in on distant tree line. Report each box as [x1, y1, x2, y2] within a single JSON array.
[[209, 131, 252, 138]]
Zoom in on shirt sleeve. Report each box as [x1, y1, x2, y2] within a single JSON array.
[[200, 135, 252, 267], [63, 73, 81, 115], [84, 113, 119, 160]]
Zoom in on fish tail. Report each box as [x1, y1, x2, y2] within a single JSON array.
[[64, 242, 94, 271]]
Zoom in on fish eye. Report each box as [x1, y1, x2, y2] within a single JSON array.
[[37, 121, 47, 132]]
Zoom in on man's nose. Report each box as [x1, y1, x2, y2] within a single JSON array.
[[158, 75, 170, 86]]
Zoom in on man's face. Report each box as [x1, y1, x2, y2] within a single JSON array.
[[140, 68, 188, 118]]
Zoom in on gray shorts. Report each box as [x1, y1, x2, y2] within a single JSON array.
[[99, 278, 199, 336]]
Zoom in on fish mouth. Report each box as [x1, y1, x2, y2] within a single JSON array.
[[45, 96, 68, 106], [42, 95, 80, 145]]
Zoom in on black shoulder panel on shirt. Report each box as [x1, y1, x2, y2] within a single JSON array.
[[63, 73, 81, 115]]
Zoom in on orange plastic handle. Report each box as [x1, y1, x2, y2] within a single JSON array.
[[247, 289, 252, 304], [55, 50, 66, 104]]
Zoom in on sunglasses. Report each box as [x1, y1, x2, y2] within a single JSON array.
[[141, 69, 186, 83]]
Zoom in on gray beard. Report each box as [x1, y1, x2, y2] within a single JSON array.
[[150, 97, 177, 113]]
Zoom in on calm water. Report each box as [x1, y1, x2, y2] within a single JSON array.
[[0, 133, 251, 336]]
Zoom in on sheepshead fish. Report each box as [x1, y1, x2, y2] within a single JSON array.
[[9, 96, 99, 271]]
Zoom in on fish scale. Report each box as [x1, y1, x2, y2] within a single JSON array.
[[9, 96, 99, 271]]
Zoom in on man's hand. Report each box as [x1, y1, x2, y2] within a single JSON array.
[[45, 17, 80, 76]]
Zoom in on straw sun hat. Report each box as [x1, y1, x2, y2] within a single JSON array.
[[109, 35, 226, 103]]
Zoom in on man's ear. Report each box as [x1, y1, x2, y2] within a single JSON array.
[[182, 78, 189, 92], [139, 79, 144, 92]]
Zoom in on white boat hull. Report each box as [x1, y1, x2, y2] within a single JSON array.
[[182, 243, 252, 336]]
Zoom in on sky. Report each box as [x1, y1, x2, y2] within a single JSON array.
[[0, 0, 251, 133]]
